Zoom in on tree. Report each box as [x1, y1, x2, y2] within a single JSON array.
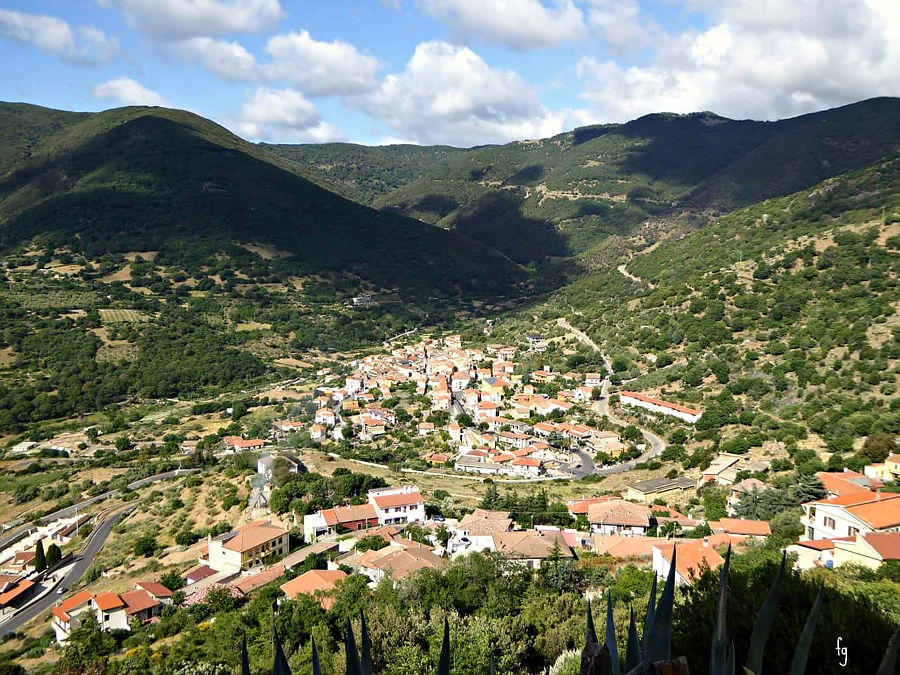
[[480, 483, 501, 510], [134, 534, 158, 557], [34, 540, 46, 572], [160, 570, 185, 591], [46, 543, 62, 567]]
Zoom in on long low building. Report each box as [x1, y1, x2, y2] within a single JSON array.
[[619, 391, 702, 424], [625, 477, 695, 503]]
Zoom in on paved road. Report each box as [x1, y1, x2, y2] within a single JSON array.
[[0, 507, 132, 634]]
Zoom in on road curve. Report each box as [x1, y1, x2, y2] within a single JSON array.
[[0, 507, 133, 634]]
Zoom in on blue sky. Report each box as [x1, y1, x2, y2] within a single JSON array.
[[1, 1, 898, 146]]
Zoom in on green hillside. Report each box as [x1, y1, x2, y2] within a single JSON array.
[[0, 104, 524, 299], [373, 98, 900, 264], [262, 142, 467, 204], [522, 154, 899, 470]]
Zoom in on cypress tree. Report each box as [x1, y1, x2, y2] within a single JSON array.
[[35, 540, 46, 572]]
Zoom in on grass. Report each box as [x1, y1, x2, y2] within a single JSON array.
[[99, 308, 150, 323]]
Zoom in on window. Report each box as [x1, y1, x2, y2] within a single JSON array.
[[848, 527, 859, 537], [824, 517, 836, 529], [104, 614, 110, 621]]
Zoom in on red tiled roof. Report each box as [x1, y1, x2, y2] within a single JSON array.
[[135, 581, 173, 598], [52, 590, 93, 622], [862, 532, 900, 560], [0, 579, 34, 606], [120, 589, 160, 615], [372, 491, 424, 509], [185, 565, 217, 583], [713, 518, 771, 536], [93, 592, 125, 611], [620, 391, 701, 416]]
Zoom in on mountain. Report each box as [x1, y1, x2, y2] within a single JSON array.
[[0, 103, 524, 299], [261, 142, 467, 205], [344, 98, 900, 265]]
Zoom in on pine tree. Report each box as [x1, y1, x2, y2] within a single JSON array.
[[34, 540, 46, 572]]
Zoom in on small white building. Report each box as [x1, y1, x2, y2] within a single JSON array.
[[619, 391, 702, 424], [368, 485, 426, 526]]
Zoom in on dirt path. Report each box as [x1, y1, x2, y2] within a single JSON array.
[[617, 264, 656, 289]]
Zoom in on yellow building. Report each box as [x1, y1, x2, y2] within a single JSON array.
[[864, 453, 900, 483], [833, 532, 900, 570], [203, 520, 289, 573]]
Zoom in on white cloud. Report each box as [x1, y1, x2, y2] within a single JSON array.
[[577, 0, 900, 123], [262, 31, 380, 96], [0, 9, 118, 66], [584, 0, 650, 54], [227, 87, 344, 142], [174, 37, 258, 81], [99, 0, 285, 39], [92, 77, 170, 107], [354, 41, 563, 146], [418, 0, 585, 50]]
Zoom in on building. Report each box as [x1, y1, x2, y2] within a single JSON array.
[[864, 453, 900, 483], [566, 496, 617, 519], [817, 469, 883, 497], [619, 391, 702, 424], [492, 530, 573, 569], [0, 577, 35, 618], [303, 504, 379, 543], [368, 486, 425, 526], [625, 477, 695, 503], [652, 540, 725, 586], [587, 500, 653, 536], [52, 584, 169, 643], [223, 436, 266, 452], [801, 492, 900, 541], [833, 532, 900, 570], [452, 509, 514, 554], [203, 520, 289, 572], [280, 569, 347, 609], [357, 542, 445, 583], [708, 518, 771, 539], [727, 478, 767, 515]]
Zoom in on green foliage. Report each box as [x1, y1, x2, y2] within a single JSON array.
[[34, 540, 46, 572]]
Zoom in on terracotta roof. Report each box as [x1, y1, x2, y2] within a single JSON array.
[[712, 518, 771, 536], [567, 496, 617, 515], [221, 521, 288, 553], [0, 579, 34, 606], [862, 532, 900, 560], [360, 546, 446, 579], [185, 565, 218, 583], [281, 569, 347, 608], [592, 535, 658, 559], [232, 564, 286, 594], [458, 509, 513, 536], [119, 589, 160, 615], [846, 494, 900, 529], [816, 471, 880, 496], [654, 542, 725, 582], [620, 391, 701, 416], [52, 590, 93, 622], [372, 491, 424, 509], [512, 457, 541, 467], [491, 454, 515, 463], [136, 582, 173, 598], [492, 530, 574, 560], [94, 592, 125, 611], [587, 499, 651, 527], [796, 537, 852, 551], [322, 504, 377, 527]]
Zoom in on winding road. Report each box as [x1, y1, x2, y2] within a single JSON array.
[[0, 506, 133, 634], [555, 317, 666, 475]]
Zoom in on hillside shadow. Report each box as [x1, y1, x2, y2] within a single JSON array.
[[449, 190, 568, 264], [503, 164, 545, 186]]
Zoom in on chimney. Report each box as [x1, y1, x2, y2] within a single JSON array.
[[702, 537, 709, 548]]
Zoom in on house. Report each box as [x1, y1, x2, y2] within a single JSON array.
[[801, 491, 900, 540], [785, 538, 845, 570], [315, 409, 336, 427], [587, 500, 653, 536], [816, 469, 882, 497], [303, 504, 379, 543], [360, 416, 386, 439], [566, 496, 617, 519], [619, 391, 702, 424], [281, 569, 347, 609], [0, 578, 35, 617], [52, 591, 96, 644], [708, 518, 771, 539], [369, 486, 425, 526], [275, 420, 305, 434], [832, 532, 900, 570], [726, 478, 767, 515], [585, 373, 603, 387], [450, 372, 471, 392], [203, 519, 289, 572], [864, 453, 900, 483], [357, 542, 445, 583], [492, 530, 573, 569], [184, 565, 218, 586], [625, 477, 694, 503], [424, 452, 450, 465], [475, 401, 501, 421], [309, 424, 327, 442], [591, 535, 659, 560], [652, 540, 725, 586], [223, 436, 265, 452], [52, 585, 168, 643], [417, 422, 436, 436], [511, 457, 542, 477], [452, 509, 513, 554], [135, 581, 174, 605]]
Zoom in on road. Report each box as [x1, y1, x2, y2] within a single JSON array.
[[555, 318, 666, 475], [0, 507, 132, 634]]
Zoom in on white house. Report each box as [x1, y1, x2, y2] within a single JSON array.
[[587, 499, 652, 536], [368, 485, 425, 526], [652, 541, 725, 586], [801, 492, 900, 541]]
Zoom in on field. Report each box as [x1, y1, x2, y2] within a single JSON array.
[[98, 308, 150, 323]]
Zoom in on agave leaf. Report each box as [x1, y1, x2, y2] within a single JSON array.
[[586, 599, 598, 645], [312, 636, 322, 675], [625, 606, 640, 673], [437, 616, 451, 675], [876, 626, 900, 675], [360, 613, 372, 675], [490, 653, 495, 675], [710, 545, 734, 675], [641, 575, 657, 655], [642, 546, 677, 666], [745, 551, 786, 674], [345, 618, 362, 675], [272, 624, 293, 675], [605, 591, 620, 675], [787, 586, 823, 675], [241, 633, 251, 675]]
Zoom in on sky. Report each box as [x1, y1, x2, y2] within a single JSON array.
[[0, 1, 898, 147]]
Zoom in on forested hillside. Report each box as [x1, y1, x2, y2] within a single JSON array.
[[531, 155, 899, 470], [368, 98, 900, 265]]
